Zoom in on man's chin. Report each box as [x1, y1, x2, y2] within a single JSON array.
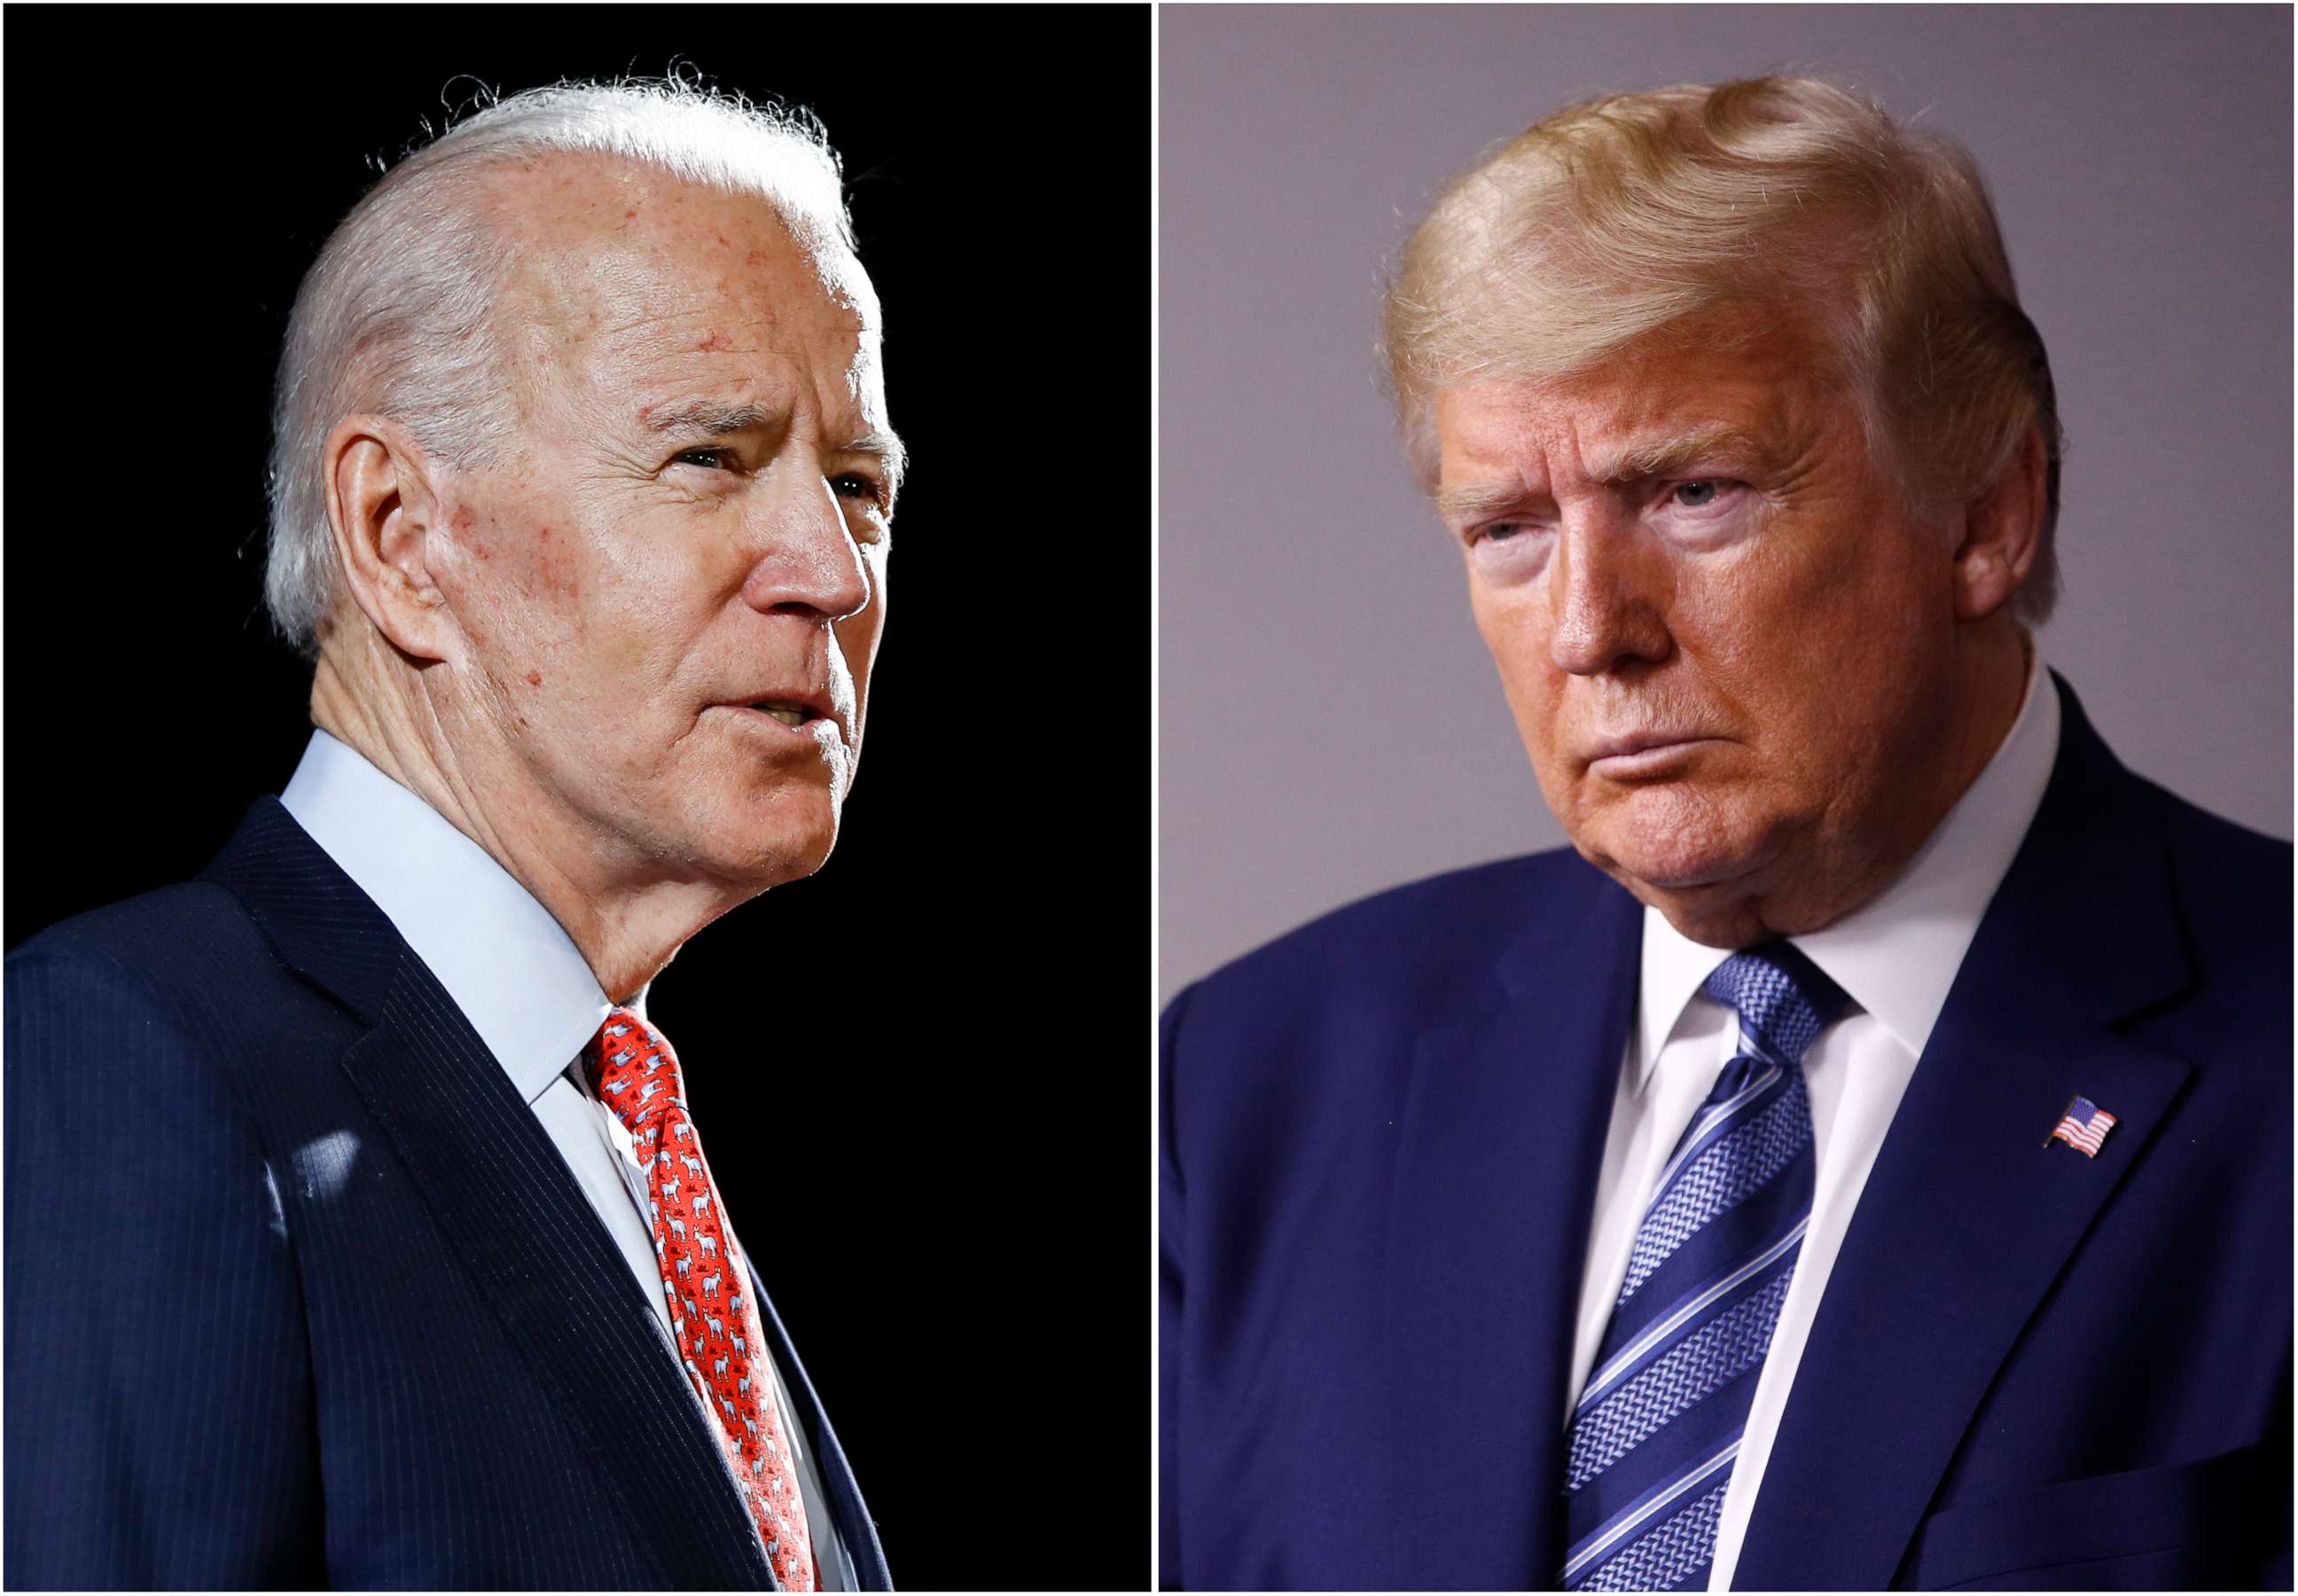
[[703, 793, 841, 893], [1575, 806, 1762, 887], [1571, 815, 1786, 943]]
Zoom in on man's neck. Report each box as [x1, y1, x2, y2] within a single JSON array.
[[308, 649, 732, 1003]]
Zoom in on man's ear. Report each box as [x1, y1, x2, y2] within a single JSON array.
[[1950, 420, 2049, 623], [324, 413, 456, 661]]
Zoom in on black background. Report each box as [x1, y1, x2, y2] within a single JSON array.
[[5, 10, 1144, 1589]]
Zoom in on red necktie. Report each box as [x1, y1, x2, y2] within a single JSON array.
[[586, 1008, 818, 1592]]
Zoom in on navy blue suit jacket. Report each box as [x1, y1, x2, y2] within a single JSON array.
[[5, 797, 892, 1591], [1161, 678, 2290, 1590]]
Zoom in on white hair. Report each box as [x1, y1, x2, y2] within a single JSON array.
[[262, 75, 856, 658]]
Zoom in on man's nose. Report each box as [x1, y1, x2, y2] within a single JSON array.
[[1546, 514, 1671, 676], [740, 476, 872, 622]]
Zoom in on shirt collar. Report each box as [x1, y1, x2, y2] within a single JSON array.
[[279, 729, 648, 1106], [1634, 638, 2061, 1086]]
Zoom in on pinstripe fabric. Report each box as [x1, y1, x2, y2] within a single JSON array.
[[6, 937, 324, 1588], [4, 799, 891, 1591]]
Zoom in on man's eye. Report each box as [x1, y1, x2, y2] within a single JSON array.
[[832, 473, 887, 509], [1672, 480, 1724, 508], [673, 447, 739, 472]]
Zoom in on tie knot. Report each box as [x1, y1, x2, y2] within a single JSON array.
[[584, 1007, 684, 1132], [1700, 942, 1849, 1068]]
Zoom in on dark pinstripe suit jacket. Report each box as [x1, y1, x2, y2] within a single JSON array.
[[4, 797, 892, 1590]]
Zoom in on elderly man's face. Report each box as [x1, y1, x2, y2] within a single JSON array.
[[1434, 310, 1977, 943], [426, 160, 895, 896]]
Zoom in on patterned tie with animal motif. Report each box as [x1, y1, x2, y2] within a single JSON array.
[[587, 1008, 817, 1592]]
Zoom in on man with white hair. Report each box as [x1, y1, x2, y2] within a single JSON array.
[[1161, 78, 2288, 1591], [7, 81, 896, 1590]]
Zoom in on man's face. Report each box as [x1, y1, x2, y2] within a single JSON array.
[[425, 160, 896, 896], [1433, 310, 1972, 943]]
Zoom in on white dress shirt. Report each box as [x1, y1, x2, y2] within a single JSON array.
[[281, 729, 851, 1589], [1567, 643, 2061, 1591]]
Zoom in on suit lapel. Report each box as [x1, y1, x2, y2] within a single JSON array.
[[1733, 678, 2195, 1590], [205, 800, 778, 1590], [1386, 867, 1642, 1589]]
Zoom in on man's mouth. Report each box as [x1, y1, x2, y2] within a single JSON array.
[[1584, 732, 1723, 778], [723, 691, 847, 745]]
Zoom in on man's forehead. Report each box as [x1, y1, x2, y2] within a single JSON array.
[[487, 155, 876, 340], [481, 158, 887, 434], [1436, 299, 1837, 449], [1433, 342, 1833, 497]]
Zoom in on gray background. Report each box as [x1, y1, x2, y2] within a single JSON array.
[[1159, 4, 2293, 1005]]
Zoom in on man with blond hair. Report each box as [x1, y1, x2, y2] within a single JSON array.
[[8, 80, 895, 1590], [1161, 77, 2288, 1592]]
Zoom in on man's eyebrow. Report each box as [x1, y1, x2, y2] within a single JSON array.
[[840, 427, 909, 501], [1434, 476, 1536, 523], [1599, 421, 1778, 483], [1434, 422, 1785, 522], [641, 399, 780, 437]]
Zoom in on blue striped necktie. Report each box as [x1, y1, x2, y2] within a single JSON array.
[[1559, 942, 1849, 1592]]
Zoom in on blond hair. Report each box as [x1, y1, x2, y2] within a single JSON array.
[[1381, 76, 2064, 621]]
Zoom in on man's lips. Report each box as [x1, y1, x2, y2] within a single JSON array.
[[715, 691, 849, 746], [1584, 732, 1722, 773]]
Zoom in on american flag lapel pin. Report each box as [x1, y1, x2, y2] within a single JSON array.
[[2045, 1094, 2118, 1157]]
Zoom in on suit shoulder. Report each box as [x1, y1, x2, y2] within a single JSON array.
[[9, 880, 277, 1009], [2141, 778, 2292, 1009], [2138, 775, 2290, 942], [1170, 846, 1608, 1035], [6, 885, 286, 1139], [2147, 778, 2290, 881], [4, 882, 319, 1104]]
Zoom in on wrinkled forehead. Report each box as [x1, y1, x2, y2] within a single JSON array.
[[1426, 300, 1852, 461], [1428, 307, 1863, 510], [485, 155, 886, 420]]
